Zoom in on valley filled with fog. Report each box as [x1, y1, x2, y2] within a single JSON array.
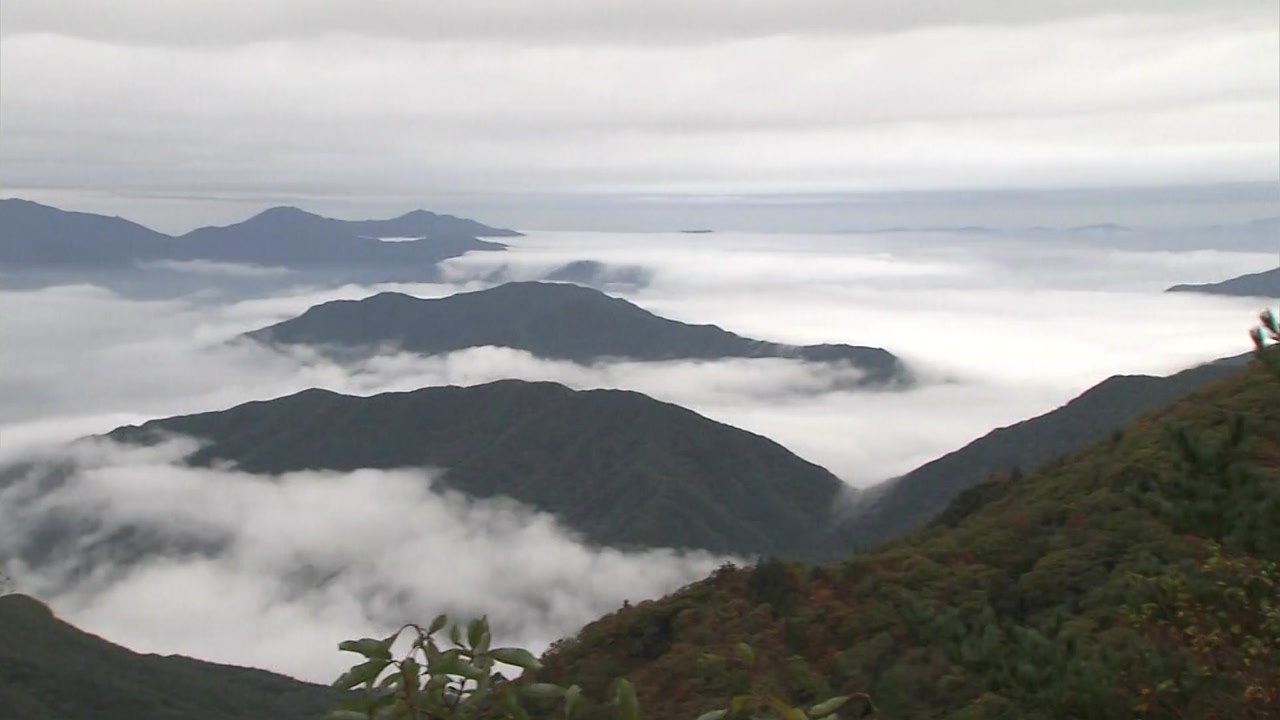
[[1, 223, 1272, 682]]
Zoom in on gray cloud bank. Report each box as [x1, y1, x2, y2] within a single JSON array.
[[2, 1, 1271, 45], [1, 1, 1275, 231]]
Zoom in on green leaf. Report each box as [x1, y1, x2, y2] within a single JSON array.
[[522, 683, 566, 700], [809, 696, 851, 718], [499, 686, 533, 720], [339, 637, 394, 661], [332, 659, 391, 690], [430, 652, 486, 680], [428, 614, 448, 635], [730, 694, 752, 713], [473, 627, 492, 656], [694, 710, 728, 720], [400, 657, 421, 690], [733, 642, 755, 666], [468, 617, 488, 649], [490, 647, 544, 671], [614, 678, 640, 720], [564, 685, 584, 718]]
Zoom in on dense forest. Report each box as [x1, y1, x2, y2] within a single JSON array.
[[526, 355, 1279, 718]]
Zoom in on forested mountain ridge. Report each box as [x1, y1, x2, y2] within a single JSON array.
[[0, 594, 334, 720], [104, 379, 853, 560], [842, 354, 1249, 548], [244, 282, 909, 386], [528, 357, 1280, 719]]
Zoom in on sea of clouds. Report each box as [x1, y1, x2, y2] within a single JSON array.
[[0, 228, 1273, 682]]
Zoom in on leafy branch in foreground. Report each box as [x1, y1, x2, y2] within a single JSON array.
[[327, 615, 870, 720], [1249, 308, 1280, 376], [325, 614, 548, 720]]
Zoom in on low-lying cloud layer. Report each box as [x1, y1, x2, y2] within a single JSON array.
[[0, 228, 1273, 681], [0, 438, 727, 682]]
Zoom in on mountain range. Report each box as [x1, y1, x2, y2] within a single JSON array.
[[101, 379, 853, 560], [244, 281, 909, 386], [5, 353, 1274, 717], [0, 198, 513, 270], [0, 594, 333, 720]]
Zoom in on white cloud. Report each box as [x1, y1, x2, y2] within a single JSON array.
[[0, 3, 1274, 227], [1, 0, 1270, 45], [0, 439, 727, 682], [137, 259, 295, 278]]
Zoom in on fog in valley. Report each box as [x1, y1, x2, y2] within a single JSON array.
[[2, 225, 1276, 681]]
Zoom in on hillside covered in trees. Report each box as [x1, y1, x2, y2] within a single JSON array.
[[522, 357, 1279, 719], [842, 354, 1248, 548], [103, 379, 851, 559], [0, 594, 334, 720]]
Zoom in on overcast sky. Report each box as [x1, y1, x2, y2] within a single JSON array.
[[1, 1, 1277, 230]]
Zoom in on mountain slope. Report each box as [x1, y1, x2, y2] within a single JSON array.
[[105, 379, 852, 560], [244, 282, 908, 385], [1168, 267, 1280, 298], [531, 358, 1280, 719], [0, 198, 171, 266], [0, 594, 333, 720], [842, 355, 1249, 547], [173, 206, 513, 266]]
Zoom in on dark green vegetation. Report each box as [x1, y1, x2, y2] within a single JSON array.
[[1168, 267, 1280, 298], [244, 281, 908, 386], [843, 354, 1249, 548], [106, 379, 852, 559], [526, 357, 1280, 719], [328, 613, 856, 720], [0, 594, 334, 720], [0, 198, 512, 269]]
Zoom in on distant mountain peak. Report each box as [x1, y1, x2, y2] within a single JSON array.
[[394, 209, 445, 221], [240, 205, 328, 225]]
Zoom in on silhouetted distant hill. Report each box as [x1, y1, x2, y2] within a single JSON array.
[[0, 199, 513, 270], [1168, 266, 1280, 298], [0, 594, 333, 720], [0, 198, 172, 265], [173, 206, 515, 266], [245, 282, 908, 386], [105, 380, 853, 560], [841, 354, 1249, 547]]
